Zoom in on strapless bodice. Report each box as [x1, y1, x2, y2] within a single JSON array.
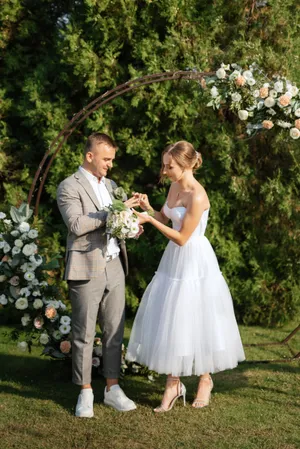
[[163, 203, 209, 238]]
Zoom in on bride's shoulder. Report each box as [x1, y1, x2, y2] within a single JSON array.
[[191, 183, 209, 206]]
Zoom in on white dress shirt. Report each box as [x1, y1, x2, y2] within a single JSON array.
[[79, 166, 120, 259]]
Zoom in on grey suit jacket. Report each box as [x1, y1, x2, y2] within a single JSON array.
[[57, 170, 128, 280]]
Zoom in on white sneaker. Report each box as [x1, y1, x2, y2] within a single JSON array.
[[104, 385, 137, 412], [75, 389, 94, 418]]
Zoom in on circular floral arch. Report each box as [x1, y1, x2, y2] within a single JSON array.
[[27, 65, 300, 215], [1, 65, 299, 364]]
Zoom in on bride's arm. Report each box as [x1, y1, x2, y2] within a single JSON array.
[[134, 194, 207, 246]]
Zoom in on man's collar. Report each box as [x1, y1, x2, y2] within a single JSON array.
[[79, 166, 105, 184]]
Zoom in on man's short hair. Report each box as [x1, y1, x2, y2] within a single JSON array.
[[84, 133, 117, 154]]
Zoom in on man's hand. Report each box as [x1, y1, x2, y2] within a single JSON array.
[[124, 196, 141, 208]]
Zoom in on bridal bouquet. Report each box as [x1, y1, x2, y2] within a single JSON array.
[[105, 200, 139, 240]]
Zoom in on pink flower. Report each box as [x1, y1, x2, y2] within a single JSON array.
[[9, 276, 20, 286], [60, 340, 71, 354], [262, 120, 274, 130], [94, 337, 101, 345], [279, 94, 291, 107], [34, 316, 44, 329], [259, 87, 269, 99], [45, 305, 57, 319], [295, 119, 300, 130], [235, 75, 246, 87]]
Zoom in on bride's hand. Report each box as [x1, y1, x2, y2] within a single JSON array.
[[132, 192, 152, 212], [133, 209, 152, 224]]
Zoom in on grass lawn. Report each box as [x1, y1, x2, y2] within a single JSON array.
[[0, 320, 299, 449]]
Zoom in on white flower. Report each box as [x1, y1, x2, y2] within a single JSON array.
[[274, 81, 284, 92], [253, 90, 260, 98], [31, 278, 39, 286], [52, 330, 62, 340], [26, 262, 37, 272], [242, 70, 253, 81], [216, 68, 226, 79], [40, 333, 49, 345], [288, 86, 299, 97], [276, 120, 292, 129], [231, 92, 242, 102], [20, 263, 28, 272], [24, 271, 35, 281], [60, 315, 71, 325], [221, 63, 230, 70], [21, 233, 29, 241], [21, 313, 31, 326], [58, 300, 67, 310], [229, 70, 241, 80], [59, 324, 71, 335], [3, 219, 12, 226], [32, 290, 41, 297], [269, 89, 277, 98], [210, 86, 219, 98], [295, 108, 300, 118], [290, 128, 300, 139], [29, 255, 43, 266], [267, 108, 276, 116], [3, 243, 11, 254], [0, 212, 6, 219], [19, 222, 30, 233], [17, 341, 28, 352], [11, 230, 19, 237], [132, 363, 140, 373], [48, 300, 60, 309], [15, 297, 28, 310], [28, 229, 38, 239], [0, 294, 8, 305], [264, 97, 276, 108], [33, 298, 43, 309], [0, 275, 7, 282], [238, 110, 249, 120], [12, 247, 21, 256], [22, 243, 37, 257], [247, 78, 256, 86], [20, 287, 31, 297], [14, 239, 23, 248], [0, 241, 5, 249]]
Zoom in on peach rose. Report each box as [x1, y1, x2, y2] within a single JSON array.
[[295, 119, 300, 130], [259, 87, 269, 99], [60, 340, 71, 354], [45, 305, 57, 319], [236, 76, 246, 87], [262, 120, 274, 130], [235, 75, 246, 87], [279, 94, 290, 107]]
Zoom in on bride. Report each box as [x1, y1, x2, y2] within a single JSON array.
[[127, 141, 245, 412]]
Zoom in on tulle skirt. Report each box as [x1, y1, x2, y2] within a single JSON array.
[[126, 235, 245, 376]]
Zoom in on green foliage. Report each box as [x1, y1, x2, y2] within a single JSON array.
[[0, 0, 299, 325]]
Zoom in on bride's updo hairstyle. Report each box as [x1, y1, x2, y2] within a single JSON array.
[[160, 141, 202, 182]]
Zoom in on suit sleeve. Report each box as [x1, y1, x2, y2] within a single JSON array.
[[57, 181, 108, 237]]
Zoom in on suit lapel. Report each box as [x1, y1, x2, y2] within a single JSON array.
[[104, 178, 115, 202], [74, 170, 101, 210]]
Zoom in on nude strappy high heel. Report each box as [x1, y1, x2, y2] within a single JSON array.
[[192, 375, 213, 408], [154, 377, 186, 413]]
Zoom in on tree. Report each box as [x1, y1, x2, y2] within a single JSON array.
[[1, 0, 299, 325]]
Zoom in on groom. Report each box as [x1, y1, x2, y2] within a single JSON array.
[[57, 132, 139, 417]]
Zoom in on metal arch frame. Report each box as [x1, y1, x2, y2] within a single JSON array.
[[27, 70, 212, 216], [26, 69, 300, 364]]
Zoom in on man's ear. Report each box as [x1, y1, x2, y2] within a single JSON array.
[[86, 151, 93, 163]]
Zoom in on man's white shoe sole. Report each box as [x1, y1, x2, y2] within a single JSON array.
[[104, 399, 136, 412], [75, 411, 94, 418]]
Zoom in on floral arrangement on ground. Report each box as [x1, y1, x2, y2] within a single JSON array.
[[0, 204, 154, 379]]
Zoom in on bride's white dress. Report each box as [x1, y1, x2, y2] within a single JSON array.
[[126, 204, 245, 376]]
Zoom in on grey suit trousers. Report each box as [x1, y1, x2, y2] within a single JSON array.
[[69, 256, 125, 385]]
